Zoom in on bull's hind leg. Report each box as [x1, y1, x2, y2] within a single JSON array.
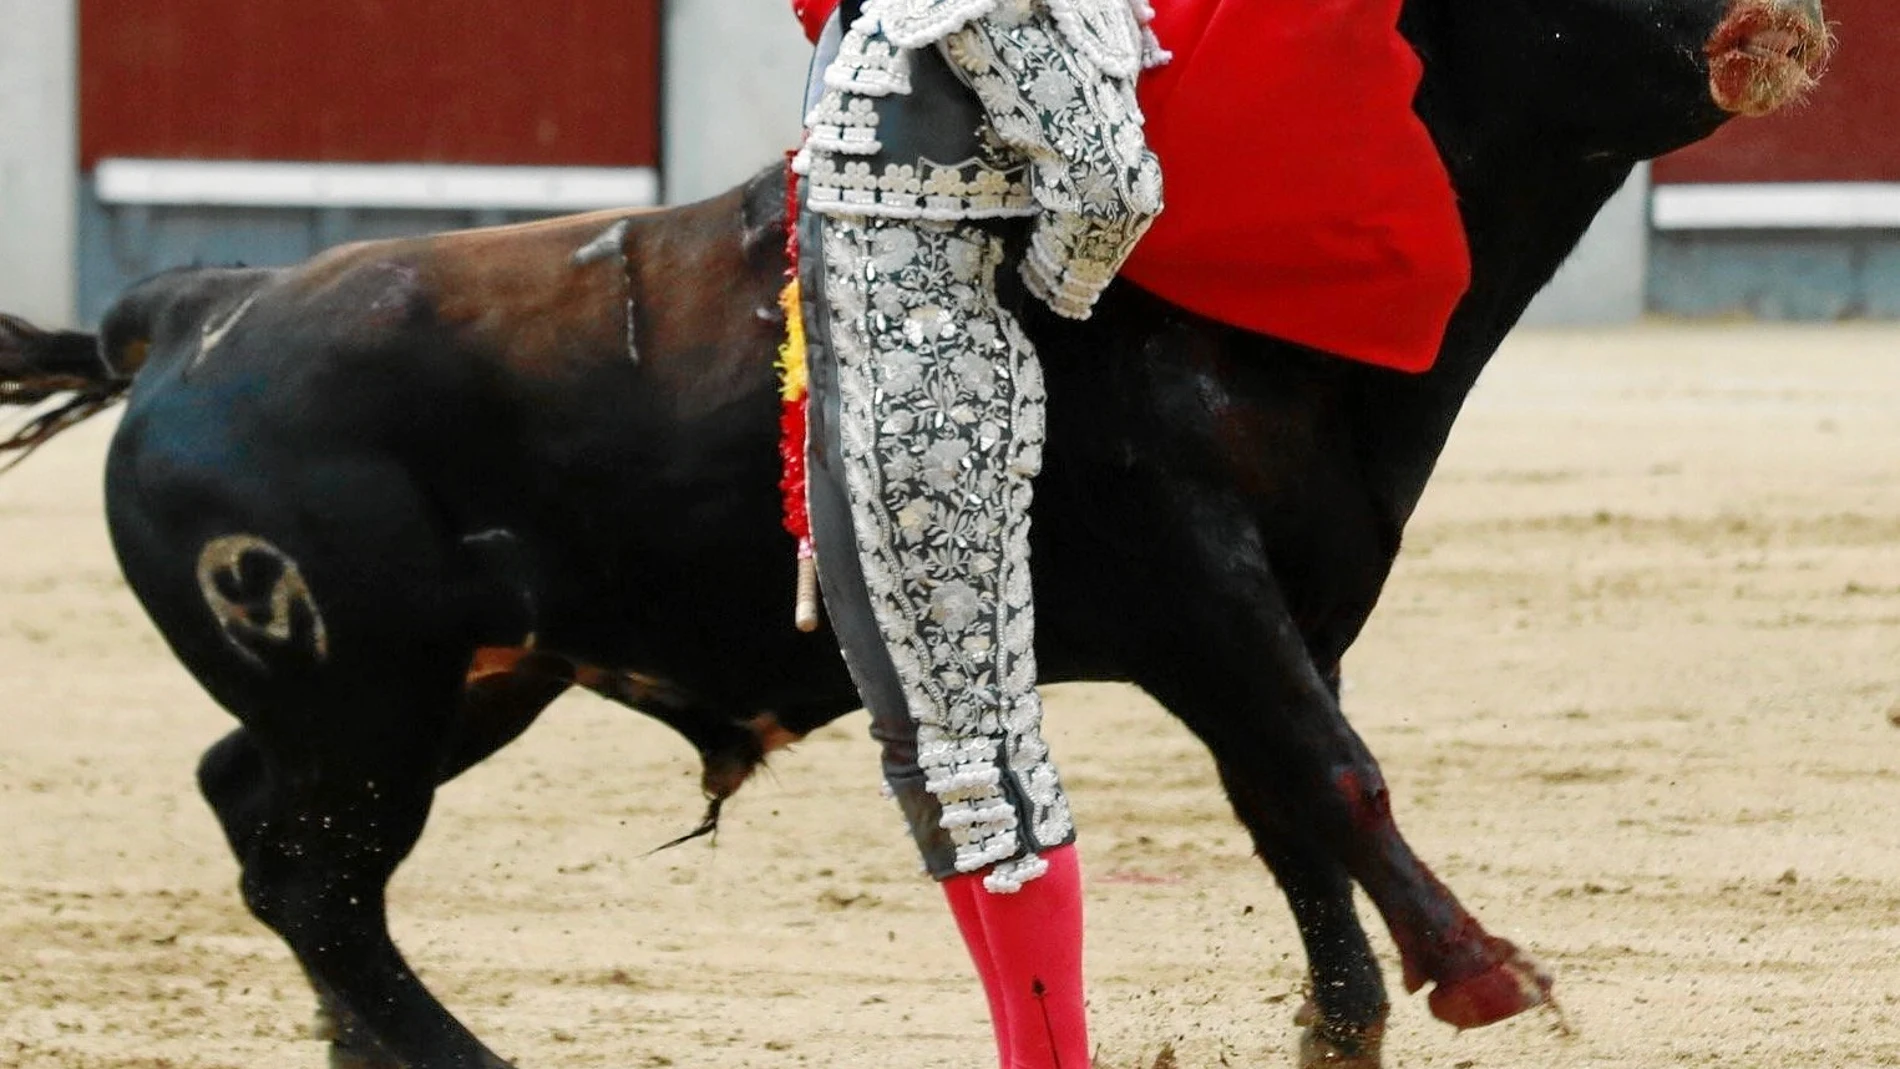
[[198, 669, 512, 1069], [107, 420, 553, 1066], [148, 535, 514, 1066], [199, 729, 405, 1069], [200, 652, 576, 1069]]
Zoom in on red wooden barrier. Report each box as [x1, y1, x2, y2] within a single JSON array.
[[80, 1, 660, 170]]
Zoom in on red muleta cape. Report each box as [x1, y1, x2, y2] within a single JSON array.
[[790, 0, 1469, 373]]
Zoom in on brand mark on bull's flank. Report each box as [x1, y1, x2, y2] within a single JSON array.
[[196, 533, 331, 668]]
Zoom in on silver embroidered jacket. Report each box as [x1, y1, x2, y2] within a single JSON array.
[[795, 0, 1167, 319]]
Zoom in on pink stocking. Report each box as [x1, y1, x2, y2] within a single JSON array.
[[943, 874, 1014, 1066], [957, 844, 1090, 1069]]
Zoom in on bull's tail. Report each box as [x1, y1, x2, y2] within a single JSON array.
[[0, 313, 132, 469]]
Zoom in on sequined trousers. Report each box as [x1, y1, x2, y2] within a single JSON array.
[[803, 210, 1073, 894], [799, 0, 1160, 893]]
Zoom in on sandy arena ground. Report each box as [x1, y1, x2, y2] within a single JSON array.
[[1, 322, 1896, 1069]]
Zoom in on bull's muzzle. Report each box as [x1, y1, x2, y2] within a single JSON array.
[[1707, 0, 1830, 116]]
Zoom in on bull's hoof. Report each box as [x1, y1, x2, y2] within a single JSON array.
[[315, 1001, 401, 1069], [1298, 1027, 1384, 1068], [315, 1004, 518, 1069], [314, 1004, 407, 1069], [1293, 1000, 1385, 1068], [329, 1045, 407, 1069], [1425, 946, 1553, 1029], [328, 1046, 518, 1069]]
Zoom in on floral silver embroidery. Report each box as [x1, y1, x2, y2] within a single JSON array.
[[1044, 0, 1145, 77], [944, 6, 1163, 319], [799, 0, 1161, 253], [821, 215, 1073, 889], [805, 0, 1164, 892]]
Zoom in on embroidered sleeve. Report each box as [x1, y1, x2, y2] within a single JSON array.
[[942, 2, 1164, 320]]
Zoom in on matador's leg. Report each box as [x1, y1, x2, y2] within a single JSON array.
[[804, 206, 1088, 1069], [805, 212, 1071, 891], [794, 5, 1156, 1064]]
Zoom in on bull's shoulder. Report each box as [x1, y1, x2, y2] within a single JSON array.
[[201, 208, 658, 378], [376, 175, 786, 390], [281, 208, 638, 317], [108, 167, 792, 412], [283, 166, 782, 351], [394, 168, 782, 326]]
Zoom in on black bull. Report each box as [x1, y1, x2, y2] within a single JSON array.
[[0, 1, 1827, 1066]]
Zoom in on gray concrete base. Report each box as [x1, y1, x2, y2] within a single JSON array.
[[1648, 230, 1900, 320]]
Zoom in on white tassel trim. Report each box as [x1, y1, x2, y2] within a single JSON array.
[[983, 852, 1051, 893], [868, 0, 1006, 50], [1044, 0, 1145, 78]]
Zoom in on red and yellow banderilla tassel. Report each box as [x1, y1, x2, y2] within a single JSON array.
[[777, 152, 820, 632]]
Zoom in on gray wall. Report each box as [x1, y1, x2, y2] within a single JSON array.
[[0, 0, 78, 327], [661, 0, 811, 205]]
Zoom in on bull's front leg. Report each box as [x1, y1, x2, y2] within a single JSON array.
[[1121, 493, 1550, 1064], [1214, 756, 1389, 1067]]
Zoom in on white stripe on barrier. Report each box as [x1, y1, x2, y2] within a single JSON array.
[[1652, 183, 1900, 230], [95, 158, 659, 211]]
